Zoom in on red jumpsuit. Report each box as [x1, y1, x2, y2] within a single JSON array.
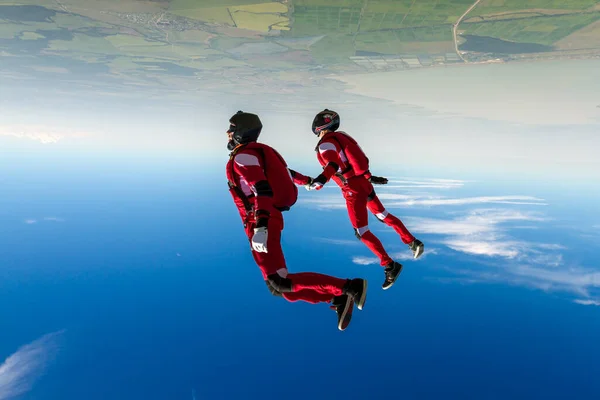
[[227, 144, 348, 304], [314, 131, 416, 267]]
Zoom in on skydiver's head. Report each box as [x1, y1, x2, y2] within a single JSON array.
[[312, 109, 340, 138], [227, 110, 263, 151]]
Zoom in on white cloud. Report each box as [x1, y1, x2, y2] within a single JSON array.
[[383, 178, 466, 189], [443, 263, 600, 304], [378, 195, 547, 207], [299, 193, 547, 210], [302, 176, 598, 306], [1, 132, 62, 144], [407, 210, 566, 272], [0, 125, 89, 144], [43, 217, 64, 222], [352, 249, 438, 265], [406, 217, 493, 236], [407, 209, 547, 237], [316, 237, 361, 246], [352, 256, 379, 265], [23, 217, 65, 224], [0, 330, 64, 400], [410, 208, 600, 304], [438, 238, 564, 265], [388, 178, 466, 184], [442, 239, 520, 258], [537, 244, 566, 250], [508, 265, 600, 290], [528, 253, 563, 268], [298, 197, 347, 210], [574, 299, 600, 306]]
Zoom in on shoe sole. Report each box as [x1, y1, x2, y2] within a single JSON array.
[[338, 296, 354, 331], [356, 280, 368, 311], [413, 244, 424, 259], [382, 264, 403, 290]]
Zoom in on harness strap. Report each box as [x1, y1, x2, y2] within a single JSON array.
[[228, 144, 290, 213]]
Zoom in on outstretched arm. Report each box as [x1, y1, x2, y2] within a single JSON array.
[[307, 141, 343, 190], [288, 169, 311, 186]]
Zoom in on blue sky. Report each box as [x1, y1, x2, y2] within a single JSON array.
[[1, 151, 599, 399]]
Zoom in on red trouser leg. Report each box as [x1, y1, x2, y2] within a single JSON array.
[[288, 272, 346, 296], [277, 272, 346, 304], [283, 290, 337, 304], [248, 216, 288, 280], [367, 193, 416, 244], [249, 217, 347, 304], [343, 179, 393, 266]]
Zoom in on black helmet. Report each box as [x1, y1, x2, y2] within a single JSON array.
[[312, 109, 340, 135], [227, 110, 262, 150]]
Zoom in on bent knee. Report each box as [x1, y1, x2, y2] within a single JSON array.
[[375, 209, 389, 221], [267, 272, 293, 293], [354, 225, 370, 239], [367, 190, 376, 202], [265, 280, 283, 297]]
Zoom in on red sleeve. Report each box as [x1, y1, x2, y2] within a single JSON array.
[[232, 150, 274, 220], [317, 139, 343, 182], [289, 169, 311, 185]]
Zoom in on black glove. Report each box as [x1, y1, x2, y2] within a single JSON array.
[[369, 176, 388, 185], [305, 174, 326, 191]]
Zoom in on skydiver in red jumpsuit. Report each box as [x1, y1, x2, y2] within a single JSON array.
[[295, 109, 425, 290], [225, 110, 368, 331]]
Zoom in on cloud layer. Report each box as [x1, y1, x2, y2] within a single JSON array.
[[0, 125, 89, 144], [298, 178, 548, 210], [0, 330, 64, 400], [305, 176, 599, 306], [352, 248, 439, 266], [23, 217, 65, 224], [407, 208, 600, 304]]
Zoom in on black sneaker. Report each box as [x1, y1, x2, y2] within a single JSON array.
[[408, 239, 424, 259], [331, 294, 354, 331], [382, 261, 403, 290], [344, 278, 368, 310]]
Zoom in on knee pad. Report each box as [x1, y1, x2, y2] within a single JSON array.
[[354, 226, 370, 240], [367, 190, 376, 202], [265, 280, 283, 297], [267, 273, 293, 293], [375, 210, 389, 222]]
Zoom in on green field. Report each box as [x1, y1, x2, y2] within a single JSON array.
[[462, 12, 600, 45], [355, 25, 454, 54], [468, 0, 599, 17], [168, 0, 283, 25], [106, 34, 165, 48], [289, 0, 475, 36], [3, 0, 600, 97], [169, 0, 274, 9], [169, 6, 233, 24], [48, 34, 119, 54]]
